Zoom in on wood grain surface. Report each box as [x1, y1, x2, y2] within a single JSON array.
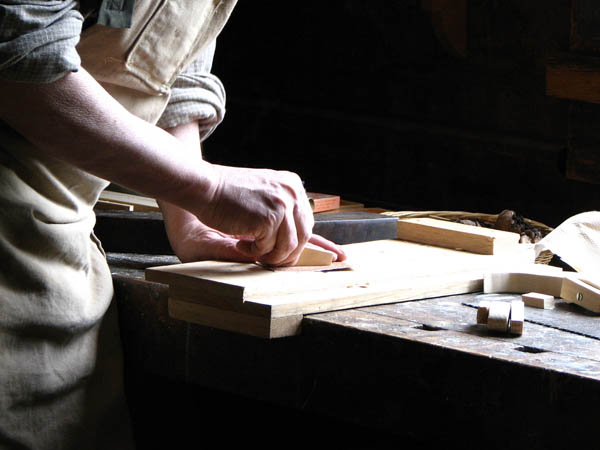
[[146, 239, 538, 337]]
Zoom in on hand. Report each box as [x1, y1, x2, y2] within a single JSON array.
[[161, 202, 347, 264], [198, 165, 315, 266], [162, 121, 318, 266], [160, 204, 255, 263]]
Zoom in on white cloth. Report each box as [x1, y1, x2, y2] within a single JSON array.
[[535, 211, 600, 273]]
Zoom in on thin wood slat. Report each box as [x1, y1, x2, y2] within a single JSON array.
[[396, 217, 520, 255]]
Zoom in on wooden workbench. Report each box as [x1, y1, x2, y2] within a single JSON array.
[[109, 253, 600, 450]]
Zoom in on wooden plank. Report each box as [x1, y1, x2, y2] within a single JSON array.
[[168, 297, 302, 338], [99, 190, 160, 211], [146, 239, 539, 337], [396, 217, 520, 255], [94, 200, 134, 211]]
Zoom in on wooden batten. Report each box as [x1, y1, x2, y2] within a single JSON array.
[[99, 190, 160, 211], [396, 217, 520, 255]]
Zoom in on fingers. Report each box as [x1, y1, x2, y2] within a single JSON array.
[[308, 234, 347, 262], [257, 200, 313, 266], [199, 166, 315, 265]]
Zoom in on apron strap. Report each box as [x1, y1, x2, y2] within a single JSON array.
[[97, 0, 136, 28]]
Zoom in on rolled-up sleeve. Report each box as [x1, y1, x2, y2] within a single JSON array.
[[157, 40, 226, 141], [0, 0, 83, 83]]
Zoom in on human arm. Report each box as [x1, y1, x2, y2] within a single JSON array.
[[159, 121, 347, 264], [0, 67, 313, 265]]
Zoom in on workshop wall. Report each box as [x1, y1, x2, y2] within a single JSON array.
[[206, 0, 600, 227]]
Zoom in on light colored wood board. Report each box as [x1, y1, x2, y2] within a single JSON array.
[[94, 200, 134, 211], [99, 190, 160, 211], [509, 300, 524, 335], [146, 239, 536, 306], [396, 217, 520, 255], [560, 276, 600, 314], [168, 297, 302, 338], [483, 268, 566, 297], [487, 301, 511, 332], [249, 275, 485, 317], [169, 269, 486, 318], [168, 285, 272, 317], [146, 239, 539, 334], [522, 292, 555, 309]]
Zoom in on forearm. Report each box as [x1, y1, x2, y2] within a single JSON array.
[[158, 121, 205, 249], [0, 69, 217, 215]]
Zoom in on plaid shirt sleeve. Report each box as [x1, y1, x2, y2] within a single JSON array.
[[0, 1, 83, 83], [157, 40, 226, 142]]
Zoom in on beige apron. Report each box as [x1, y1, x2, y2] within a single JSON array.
[[0, 1, 236, 448]]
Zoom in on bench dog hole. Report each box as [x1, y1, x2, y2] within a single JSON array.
[[516, 345, 547, 354], [415, 324, 445, 331]]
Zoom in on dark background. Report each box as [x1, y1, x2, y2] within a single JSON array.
[[203, 0, 600, 228], [126, 2, 600, 448]]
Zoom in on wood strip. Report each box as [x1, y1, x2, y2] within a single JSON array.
[[168, 297, 302, 338], [99, 190, 160, 211], [94, 200, 134, 211], [396, 217, 520, 254]]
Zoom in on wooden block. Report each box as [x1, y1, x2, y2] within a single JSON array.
[[560, 275, 600, 313], [522, 292, 555, 309], [509, 300, 524, 335], [476, 300, 491, 324], [293, 243, 336, 266], [396, 217, 520, 255], [99, 190, 160, 211], [484, 269, 565, 297], [487, 301, 511, 332], [307, 193, 340, 213]]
